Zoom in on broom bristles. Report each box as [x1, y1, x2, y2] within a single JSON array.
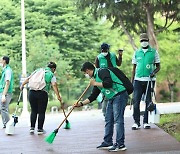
[[64, 120, 71, 129], [45, 131, 57, 144]]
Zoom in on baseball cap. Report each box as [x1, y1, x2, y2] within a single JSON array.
[[140, 33, 149, 41], [101, 43, 110, 50]]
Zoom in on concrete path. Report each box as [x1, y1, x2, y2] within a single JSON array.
[[0, 109, 180, 154]]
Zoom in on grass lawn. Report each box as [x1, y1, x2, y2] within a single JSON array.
[[157, 113, 180, 142]]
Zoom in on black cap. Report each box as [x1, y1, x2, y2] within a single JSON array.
[[101, 43, 110, 50]]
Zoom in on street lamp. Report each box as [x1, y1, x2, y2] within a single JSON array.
[[21, 0, 29, 117]]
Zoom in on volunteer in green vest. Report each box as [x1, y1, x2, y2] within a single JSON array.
[[95, 43, 123, 117], [0, 56, 13, 129], [74, 62, 128, 152], [20, 62, 63, 135], [131, 33, 160, 130]]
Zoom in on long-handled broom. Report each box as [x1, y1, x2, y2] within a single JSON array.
[[45, 84, 91, 144], [62, 105, 71, 129]]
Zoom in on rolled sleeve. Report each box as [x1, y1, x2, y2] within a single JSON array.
[[51, 76, 56, 83], [155, 50, 160, 63], [5, 70, 12, 81], [132, 52, 137, 64]]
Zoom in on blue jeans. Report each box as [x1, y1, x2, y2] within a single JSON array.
[[102, 98, 108, 117], [133, 80, 155, 124], [103, 91, 128, 146]]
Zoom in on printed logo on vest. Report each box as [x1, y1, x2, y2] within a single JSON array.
[[101, 63, 106, 67], [146, 64, 150, 69], [105, 90, 110, 94]]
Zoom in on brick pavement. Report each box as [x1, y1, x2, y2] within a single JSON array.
[[0, 110, 180, 154]]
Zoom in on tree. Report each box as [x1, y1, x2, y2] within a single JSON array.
[[157, 29, 180, 102], [0, 0, 108, 101], [77, 0, 179, 50], [25, 0, 103, 77]]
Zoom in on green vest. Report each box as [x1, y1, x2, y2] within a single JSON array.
[[0, 65, 14, 93], [94, 68, 126, 99], [44, 67, 54, 92], [135, 47, 156, 78], [97, 52, 117, 68]]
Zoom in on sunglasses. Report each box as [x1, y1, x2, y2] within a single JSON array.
[[140, 40, 149, 42]]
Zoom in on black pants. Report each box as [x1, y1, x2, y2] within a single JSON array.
[[133, 80, 155, 124], [29, 90, 48, 129]]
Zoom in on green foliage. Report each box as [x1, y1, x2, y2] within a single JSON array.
[[0, 0, 179, 104], [9, 101, 30, 115], [158, 113, 180, 141], [77, 0, 179, 34], [158, 29, 180, 83], [0, 0, 104, 101]]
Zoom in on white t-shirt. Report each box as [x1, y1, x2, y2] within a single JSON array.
[[5, 69, 12, 81]]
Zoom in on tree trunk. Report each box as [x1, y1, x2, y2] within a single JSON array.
[[118, 17, 138, 51], [145, 4, 159, 50], [170, 90, 174, 102], [167, 78, 177, 102]]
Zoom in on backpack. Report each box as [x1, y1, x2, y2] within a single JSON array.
[[28, 68, 46, 90], [108, 67, 134, 95]]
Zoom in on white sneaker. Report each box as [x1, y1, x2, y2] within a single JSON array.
[[29, 127, 35, 134], [132, 123, 140, 130], [143, 123, 151, 129]]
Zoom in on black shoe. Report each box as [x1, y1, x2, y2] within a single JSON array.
[[37, 129, 46, 135], [96, 142, 113, 150], [3, 125, 6, 129], [108, 143, 127, 152]]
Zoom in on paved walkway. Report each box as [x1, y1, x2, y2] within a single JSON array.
[[0, 109, 180, 154]]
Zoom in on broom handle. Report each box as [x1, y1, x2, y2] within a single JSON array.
[[57, 83, 91, 130], [62, 105, 68, 120], [14, 91, 23, 115]]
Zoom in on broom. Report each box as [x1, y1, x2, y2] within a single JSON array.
[[45, 83, 91, 144], [62, 105, 71, 129]]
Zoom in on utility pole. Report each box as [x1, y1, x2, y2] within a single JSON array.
[[21, 0, 29, 117]]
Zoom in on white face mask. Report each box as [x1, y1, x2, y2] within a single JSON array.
[[0, 63, 3, 67], [101, 52, 108, 57], [85, 74, 90, 79], [140, 41, 149, 48]]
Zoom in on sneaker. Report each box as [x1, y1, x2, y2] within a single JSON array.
[[143, 123, 151, 129], [29, 127, 35, 134], [108, 143, 127, 152], [132, 123, 140, 130], [96, 142, 113, 150], [3, 125, 6, 129], [37, 129, 46, 135]]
